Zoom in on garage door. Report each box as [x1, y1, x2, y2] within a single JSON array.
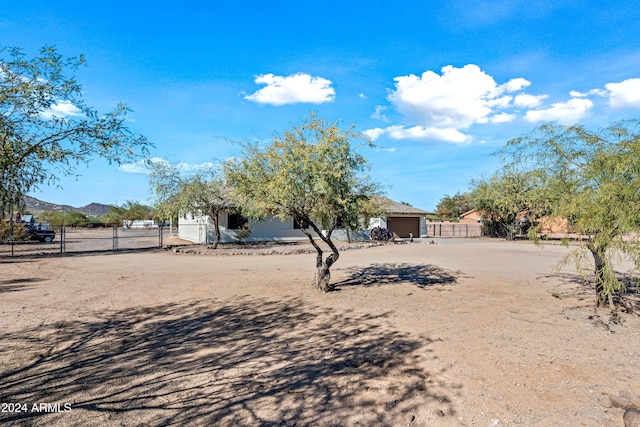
[[387, 217, 420, 238]]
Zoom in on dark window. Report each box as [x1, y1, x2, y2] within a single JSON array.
[[228, 213, 249, 230], [293, 218, 309, 229]]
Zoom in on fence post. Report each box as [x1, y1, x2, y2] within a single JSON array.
[[10, 221, 14, 256], [113, 225, 118, 251], [159, 225, 163, 248], [59, 224, 65, 254]]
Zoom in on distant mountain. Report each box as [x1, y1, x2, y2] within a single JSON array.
[[77, 202, 113, 217], [23, 196, 113, 218]]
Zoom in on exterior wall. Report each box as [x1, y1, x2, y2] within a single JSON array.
[[369, 217, 387, 229], [538, 216, 569, 234], [178, 213, 209, 244], [178, 212, 422, 243], [179, 213, 321, 244], [239, 215, 317, 242], [459, 209, 483, 224]]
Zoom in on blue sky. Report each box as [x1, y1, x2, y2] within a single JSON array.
[[3, 1, 640, 211]]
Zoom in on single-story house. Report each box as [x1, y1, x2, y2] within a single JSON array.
[[459, 209, 569, 234], [459, 209, 483, 224], [178, 196, 431, 244], [367, 197, 430, 238]]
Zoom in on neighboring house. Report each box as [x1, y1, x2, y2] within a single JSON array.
[[537, 216, 569, 234], [458, 209, 483, 224], [368, 197, 430, 239], [459, 209, 569, 234], [178, 196, 431, 244]]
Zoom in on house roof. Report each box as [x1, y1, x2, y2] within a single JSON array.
[[460, 209, 482, 219], [377, 197, 431, 216]]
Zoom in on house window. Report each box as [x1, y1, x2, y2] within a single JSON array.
[[293, 218, 309, 229], [228, 213, 249, 230]]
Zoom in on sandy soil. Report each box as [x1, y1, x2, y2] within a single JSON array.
[[1, 238, 639, 426]]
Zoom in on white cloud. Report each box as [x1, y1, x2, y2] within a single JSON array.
[[117, 159, 153, 174], [118, 158, 217, 175], [524, 98, 593, 124], [245, 73, 335, 105], [41, 100, 84, 119], [605, 78, 640, 108], [365, 125, 471, 144], [363, 128, 386, 141], [514, 93, 547, 108], [371, 105, 388, 121], [502, 77, 531, 92], [358, 93, 367, 99], [365, 64, 538, 143], [375, 147, 397, 153], [387, 64, 503, 129], [486, 96, 512, 109], [489, 112, 516, 123]]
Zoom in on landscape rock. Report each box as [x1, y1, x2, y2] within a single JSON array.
[[611, 394, 636, 410], [598, 395, 613, 408], [624, 408, 640, 427]]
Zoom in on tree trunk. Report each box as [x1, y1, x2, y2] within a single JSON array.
[[299, 221, 340, 292], [211, 212, 220, 249], [589, 246, 610, 308], [315, 263, 331, 292]]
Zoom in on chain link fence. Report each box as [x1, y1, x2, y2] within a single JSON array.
[[0, 223, 168, 257]]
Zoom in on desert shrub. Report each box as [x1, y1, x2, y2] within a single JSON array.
[[0, 222, 28, 242], [234, 225, 252, 243], [370, 226, 392, 241]]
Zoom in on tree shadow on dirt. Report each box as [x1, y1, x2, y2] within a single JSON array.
[[0, 297, 455, 426], [0, 277, 45, 293], [542, 272, 640, 314], [333, 263, 461, 290]]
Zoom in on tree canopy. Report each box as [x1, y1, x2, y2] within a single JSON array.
[[0, 46, 149, 216], [102, 200, 154, 227], [499, 120, 640, 307], [224, 113, 382, 291], [148, 160, 231, 249], [469, 168, 546, 240], [435, 192, 474, 221]]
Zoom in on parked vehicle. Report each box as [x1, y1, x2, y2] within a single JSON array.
[[22, 223, 56, 243]]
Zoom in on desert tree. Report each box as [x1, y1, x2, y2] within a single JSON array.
[[500, 120, 640, 307], [435, 192, 474, 221], [37, 210, 99, 227], [0, 46, 149, 216], [224, 113, 382, 291], [469, 168, 546, 240], [148, 159, 231, 249], [102, 200, 153, 227]]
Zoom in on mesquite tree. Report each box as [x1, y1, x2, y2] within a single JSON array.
[[500, 120, 640, 308], [148, 159, 231, 249], [225, 114, 381, 291], [0, 46, 149, 216]]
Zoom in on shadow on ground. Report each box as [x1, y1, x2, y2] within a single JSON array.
[[543, 272, 640, 314], [0, 297, 454, 426], [0, 277, 45, 293], [334, 263, 461, 290]]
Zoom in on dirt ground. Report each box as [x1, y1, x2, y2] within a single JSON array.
[[1, 238, 639, 426]]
